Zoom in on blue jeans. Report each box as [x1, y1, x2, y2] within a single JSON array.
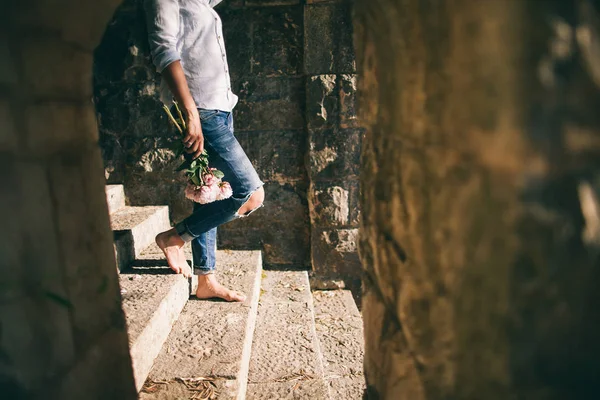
[[175, 109, 264, 275]]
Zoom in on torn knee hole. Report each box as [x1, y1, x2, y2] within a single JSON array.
[[236, 189, 264, 217]]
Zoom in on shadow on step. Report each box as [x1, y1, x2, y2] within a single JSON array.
[[121, 265, 174, 275]]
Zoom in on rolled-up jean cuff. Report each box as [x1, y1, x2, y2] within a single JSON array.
[[175, 221, 196, 243], [195, 268, 214, 276]]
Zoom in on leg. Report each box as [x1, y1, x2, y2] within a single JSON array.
[[191, 226, 245, 301], [191, 226, 217, 275], [155, 229, 192, 278], [159, 110, 263, 301]]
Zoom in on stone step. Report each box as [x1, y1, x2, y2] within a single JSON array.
[[312, 290, 365, 399], [246, 270, 330, 400], [110, 206, 170, 271], [105, 184, 125, 214], [119, 269, 190, 392], [139, 250, 263, 400], [135, 241, 193, 265], [134, 241, 197, 295]]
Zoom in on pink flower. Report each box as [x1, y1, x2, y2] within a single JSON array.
[[217, 182, 233, 201], [184, 183, 198, 201], [198, 185, 216, 204], [203, 173, 219, 186], [184, 183, 217, 204]]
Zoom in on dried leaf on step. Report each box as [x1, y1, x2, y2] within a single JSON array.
[[141, 380, 168, 393]]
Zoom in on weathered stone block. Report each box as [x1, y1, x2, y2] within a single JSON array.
[[250, 6, 303, 76], [0, 159, 77, 389], [339, 74, 358, 128], [233, 77, 305, 131], [0, 35, 18, 88], [306, 74, 358, 129], [215, 0, 244, 9], [48, 149, 125, 353], [308, 128, 362, 180], [93, 1, 150, 86], [304, 3, 355, 74], [237, 130, 307, 181], [25, 102, 98, 155], [219, 6, 252, 81], [122, 136, 191, 222], [311, 228, 361, 279], [309, 179, 360, 227], [309, 183, 351, 227], [19, 36, 93, 99], [218, 182, 310, 267], [306, 74, 338, 129], [0, 98, 17, 152], [95, 82, 171, 139], [10, 0, 123, 50]]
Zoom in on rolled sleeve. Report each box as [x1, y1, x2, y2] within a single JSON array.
[[209, 0, 225, 7], [145, 0, 181, 72]]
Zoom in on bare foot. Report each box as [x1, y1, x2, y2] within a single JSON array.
[[196, 274, 246, 302], [155, 229, 192, 278]]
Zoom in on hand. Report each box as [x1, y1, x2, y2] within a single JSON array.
[[182, 108, 204, 159]]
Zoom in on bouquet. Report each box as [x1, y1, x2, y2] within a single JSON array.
[[163, 102, 233, 204]]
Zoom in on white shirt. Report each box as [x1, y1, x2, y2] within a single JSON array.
[[145, 0, 238, 111]]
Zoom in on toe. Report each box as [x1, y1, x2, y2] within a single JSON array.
[[228, 291, 246, 302]]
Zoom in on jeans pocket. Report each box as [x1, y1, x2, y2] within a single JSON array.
[[199, 109, 219, 121]]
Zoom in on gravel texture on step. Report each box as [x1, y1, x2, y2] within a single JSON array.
[[246, 380, 330, 400], [105, 184, 125, 214], [313, 290, 365, 399], [119, 271, 189, 391], [140, 250, 262, 400], [246, 270, 329, 400], [109, 205, 167, 231]]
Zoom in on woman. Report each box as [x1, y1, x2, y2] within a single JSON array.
[[145, 0, 264, 302]]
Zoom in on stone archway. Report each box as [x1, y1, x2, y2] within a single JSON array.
[[1, 1, 137, 398], [355, 0, 600, 398]]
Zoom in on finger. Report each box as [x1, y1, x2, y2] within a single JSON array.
[[185, 140, 198, 154], [193, 140, 204, 159], [183, 132, 194, 144]]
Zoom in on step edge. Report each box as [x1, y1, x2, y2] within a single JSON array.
[[235, 251, 263, 400], [105, 184, 126, 214], [127, 207, 171, 257], [301, 272, 332, 399], [129, 277, 189, 392]]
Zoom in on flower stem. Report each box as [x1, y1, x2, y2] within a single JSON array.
[[173, 101, 187, 130], [163, 105, 183, 135]]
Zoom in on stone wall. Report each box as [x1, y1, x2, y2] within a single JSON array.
[[1, 1, 137, 398], [94, 0, 361, 279], [356, 0, 600, 398]]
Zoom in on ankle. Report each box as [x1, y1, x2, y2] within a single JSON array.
[[156, 228, 185, 248], [197, 273, 216, 284]]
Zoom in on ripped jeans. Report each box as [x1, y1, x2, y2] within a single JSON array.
[[175, 109, 264, 275]]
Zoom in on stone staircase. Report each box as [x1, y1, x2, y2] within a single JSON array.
[[106, 184, 365, 399]]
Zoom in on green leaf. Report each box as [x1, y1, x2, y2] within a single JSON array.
[[190, 174, 201, 186], [213, 170, 224, 179], [176, 159, 193, 172]]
